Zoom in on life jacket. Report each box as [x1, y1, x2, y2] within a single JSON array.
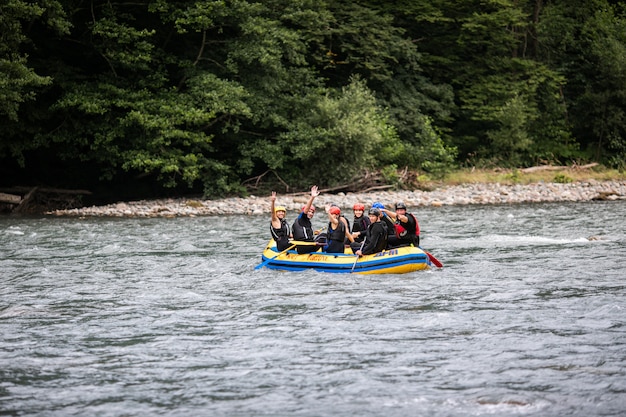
[[394, 212, 420, 239], [327, 220, 346, 242], [352, 215, 370, 233], [270, 218, 290, 240], [292, 212, 314, 241]]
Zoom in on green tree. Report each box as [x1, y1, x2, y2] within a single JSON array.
[[0, 0, 69, 162], [397, 0, 576, 167], [538, 1, 626, 167], [5, 0, 624, 200], [319, 1, 455, 159], [11, 0, 261, 194], [241, 77, 402, 188]]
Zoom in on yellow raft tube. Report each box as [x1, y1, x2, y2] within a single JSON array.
[[258, 240, 432, 274]]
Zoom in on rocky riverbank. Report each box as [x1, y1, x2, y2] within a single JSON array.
[[45, 180, 626, 218]]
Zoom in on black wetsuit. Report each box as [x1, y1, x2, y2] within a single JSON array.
[[387, 212, 420, 248], [351, 215, 371, 243], [325, 220, 347, 253], [270, 219, 290, 251], [292, 212, 318, 254], [350, 221, 388, 255]]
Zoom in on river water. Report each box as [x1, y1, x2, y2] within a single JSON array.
[[1, 201, 625, 416]]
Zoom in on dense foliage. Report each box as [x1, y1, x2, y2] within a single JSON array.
[[1, 0, 624, 197]]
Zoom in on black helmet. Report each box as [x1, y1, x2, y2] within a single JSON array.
[[368, 208, 381, 217], [395, 201, 407, 210]]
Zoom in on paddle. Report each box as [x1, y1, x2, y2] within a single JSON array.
[[290, 240, 324, 246], [351, 238, 366, 273], [425, 251, 443, 268], [255, 243, 296, 270]]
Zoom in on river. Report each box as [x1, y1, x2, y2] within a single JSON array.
[[1, 201, 625, 416]]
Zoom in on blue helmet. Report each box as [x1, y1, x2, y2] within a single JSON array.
[[372, 202, 385, 209]]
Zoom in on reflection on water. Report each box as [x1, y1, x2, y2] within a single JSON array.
[[1, 202, 625, 416]]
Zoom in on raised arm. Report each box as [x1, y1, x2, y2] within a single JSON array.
[[382, 208, 408, 223], [270, 191, 281, 228], [325, 203, 339, 227], [381, 208, 396, 220], [302, 185, 320, 213]]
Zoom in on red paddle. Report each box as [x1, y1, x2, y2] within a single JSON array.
[[425, 251, 443, 268]]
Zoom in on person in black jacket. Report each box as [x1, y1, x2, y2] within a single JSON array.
[[292, 185, 321, 254], [382, 201, 420, 248], [372, 201, 395, 242], [350, 208, 388, 256], [269, 191, 291, 251], [350, 203, 371, 243], [324, 205, 355, 253]]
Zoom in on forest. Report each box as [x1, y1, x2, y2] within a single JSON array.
[[1, 0, 625, 202]]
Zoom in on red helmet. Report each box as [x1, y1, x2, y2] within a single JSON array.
[[353, 203, 365, 211], [329, 206, 341, 215]]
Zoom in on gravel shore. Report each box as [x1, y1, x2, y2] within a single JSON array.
[[46, 180, 626, 218]]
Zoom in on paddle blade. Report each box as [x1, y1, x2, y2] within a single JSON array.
[[426, 251, 443, 268], [256, 243, 296, 270]]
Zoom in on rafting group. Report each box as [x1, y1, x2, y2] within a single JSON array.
[[270, 186, 420, 258]]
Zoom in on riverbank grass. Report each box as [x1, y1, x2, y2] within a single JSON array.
[[440, 166, 625, 186]]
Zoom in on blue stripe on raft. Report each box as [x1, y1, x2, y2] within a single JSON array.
[[262, 253, 428, 273]]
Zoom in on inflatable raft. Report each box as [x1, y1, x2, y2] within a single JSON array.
[[257, 240, 433, 274]]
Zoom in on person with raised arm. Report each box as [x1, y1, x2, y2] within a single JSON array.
[[269, 191, 291, 251], [291, 185, 321, 254]]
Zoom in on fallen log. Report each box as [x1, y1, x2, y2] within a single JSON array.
[[573, 162, 599, 170], [0, 186, 92, 214], [520, 163, 599, 173], [0, 192, 21, 205], [520, 165, 568, 173], [0, 186, 92, 195]]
